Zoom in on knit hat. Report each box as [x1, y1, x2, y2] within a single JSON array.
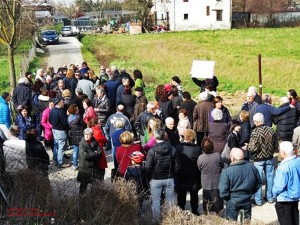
[[135, 87, 144, 92], [211, 108, 223, 121], [172, 76, 181, 84], [199, 92, 208, 101]]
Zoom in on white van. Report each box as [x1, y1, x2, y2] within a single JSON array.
[[61, 26, 80, 36]]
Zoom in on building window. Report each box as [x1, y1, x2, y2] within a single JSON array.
[[162, 14, 164, 20], [183, 0, 188, 2], [206, 6, 210, 16], [216, 10, 222, 21], [184, 14, 188, 20]]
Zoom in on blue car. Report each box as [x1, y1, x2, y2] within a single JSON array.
[[40, 30, 59, 45]]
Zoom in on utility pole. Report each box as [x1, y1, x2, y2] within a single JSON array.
[[258, 54, 262, 97]]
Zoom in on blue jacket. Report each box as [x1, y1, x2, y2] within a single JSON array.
[[256, 103, 290, 127], [219, 160, 261, 203], [272, 155, 300, 202], [0, 96, 11, 128], [16, 114, 35, 140]]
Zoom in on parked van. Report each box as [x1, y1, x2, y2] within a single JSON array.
[[61, 26, 79, 36]]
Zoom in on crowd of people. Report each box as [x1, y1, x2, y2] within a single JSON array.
[[0, 61, 299, 225]]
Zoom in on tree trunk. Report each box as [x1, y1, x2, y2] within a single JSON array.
[[7, 44, 17, 89]]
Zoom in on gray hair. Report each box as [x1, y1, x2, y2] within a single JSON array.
[[248, 86, 257, 94], [165, 117, 174, 124], [147, 102, 155, 110], [253, 113, 264, 123], [280, 96, 289, 104], [114, 118, 125, 129], [279, 141, 294, 155], [83, 128, 93, 135]]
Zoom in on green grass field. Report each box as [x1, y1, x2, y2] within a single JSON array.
[[81, 28, 300, 99]]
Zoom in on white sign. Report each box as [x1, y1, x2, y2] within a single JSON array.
[[191, 60, 215, 79]]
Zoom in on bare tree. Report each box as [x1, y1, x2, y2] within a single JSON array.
[[122, 0, 154, 31], [0, 0, 36, 89]]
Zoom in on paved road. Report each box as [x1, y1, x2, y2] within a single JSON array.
[[44, 36, 300, 224], [46, 36, 84, 69]]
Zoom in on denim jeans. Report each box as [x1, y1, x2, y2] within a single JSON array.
[[52, 129, 67, 165], [73, 145, 79, 167], [225, 200, 252, 221], [254, 158, 274, 204], [150, 178, 175, 223]]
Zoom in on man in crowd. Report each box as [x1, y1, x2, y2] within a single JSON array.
[[272, 141, 300, 225], [49, 98, 70, 168], [12, 77, 31, 110], [219, 148, 261, 222], [241, 90, 259, 128], [248, 113, 278, 206]]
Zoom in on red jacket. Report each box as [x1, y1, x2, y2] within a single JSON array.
[[92, 125, 108, 169], [116, 144, 143, 177], [83, 106, 97, 124]]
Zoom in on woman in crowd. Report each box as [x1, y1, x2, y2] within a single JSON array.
[[88, 118, 108, 175], [38, 88, 50, 113], [77, 128, 103, 195], [88, 69, 99, 84], [83, 98, 97, 124], [133, 69, 145, 89], [175, 129, 201, 215], [121, 86, 136, 119], [143, 117, 162, 152], [16, 105, 35, 140], [111, 119, 126, 169], [177, 108, 191, 141], [208, 108, 228, 154], [197, 137, 224, 216], [68, 104, 86, 170], [158, 91, 177, 121], [238, 110, 251, 149], [116, 131, 143, 177], [62, 89, 74, 113], [25, 129, 50, 177], [208, 96, 232, 126], [41, 99, 54, 154]]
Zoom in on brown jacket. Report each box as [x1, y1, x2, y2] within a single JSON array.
[[193, 101, 213, 132]]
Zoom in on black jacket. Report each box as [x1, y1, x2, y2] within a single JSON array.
[[134, 110, 155, 136], [68, 115, 86, 145], [175, 142, 201, 190], [49, 107, 68, 130], [145, 141, 175, 180], [180, 99, 197, 126], [165, 127, 180, 147], [78, 137, 102, 175], [26, 140, 50, 177], [273, 103, 297, 141], [12, 83, 31, 109]]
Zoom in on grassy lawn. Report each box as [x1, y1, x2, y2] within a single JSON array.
[[0, 41, 41, 93], [81, 28, 300, 100]]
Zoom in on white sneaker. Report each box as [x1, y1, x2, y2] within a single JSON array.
[[72, 166, 78, 171]]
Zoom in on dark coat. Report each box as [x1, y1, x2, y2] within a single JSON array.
[[208, 122, 228, 154], [134, 110, 155, 136], [26, 140, 50, 177], [158, 100, 177, 120], [165, 127, 180, 147], [238, 121, 251, 147], [68, 115, 86, 145], [175, 142, 201, 191], [133, 94, 148, 121], [219, 160, 261, 203], [16, 114, 35, 140], [192, 76, 219, 92], [121, 94, 136, 119], [208, 106, 232, 126], [227, 132, 239, 150], [145, 141, 176, 180], [193, 101, 214, 132], [78, 137, 102, 178], [273, 103, 298, 141], [93, 95, 111, 126], [103, 80, 119, 109], [180, 99, 197, 126], [12, 83, 31, 109]]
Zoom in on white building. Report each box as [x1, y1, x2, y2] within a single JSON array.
[[152, 0, 232, 31]]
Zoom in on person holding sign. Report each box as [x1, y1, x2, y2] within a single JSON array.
[[190, 60, 219, 92]]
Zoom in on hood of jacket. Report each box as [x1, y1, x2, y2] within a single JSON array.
[[0, 96, 7, 105], [153, 141, 173, 156]]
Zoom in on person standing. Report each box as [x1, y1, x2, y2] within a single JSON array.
[[0, 92, 12, 129], [241, 90, 259, 128], [219, 148, 261, 222], [49, 98, 70, 168], [175, 129, 201, 215], [272, 141, 300, 225], [145, 128, 176, 224], [248, 113, 278, 205]]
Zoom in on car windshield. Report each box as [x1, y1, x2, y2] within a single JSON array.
[[43, 31, 56, 36], [62, 27, 71, 31]]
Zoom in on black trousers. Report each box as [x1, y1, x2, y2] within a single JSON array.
[[177, 189, 199, 215], [275, 201, 299, 225]]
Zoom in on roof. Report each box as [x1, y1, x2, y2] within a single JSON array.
[[35, 10, 53, 18]]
